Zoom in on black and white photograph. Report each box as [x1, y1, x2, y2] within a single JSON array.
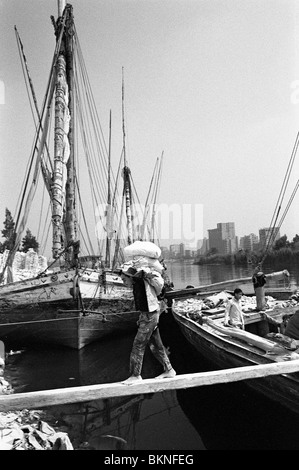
[[0, 0, 299, 453]]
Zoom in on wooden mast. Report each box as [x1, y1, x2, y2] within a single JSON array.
[[64, 4, 77, 266], [105, 110, 112, 268], [52, 2, 77, 265], [121, 67, 133, 246], [58, 0, 66, 17], [150, 151, 163, 243], [140, 156, 159, 240]]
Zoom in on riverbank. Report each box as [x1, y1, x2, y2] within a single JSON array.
[[0, 361, 74, 450], [194, 249, 299, 267]]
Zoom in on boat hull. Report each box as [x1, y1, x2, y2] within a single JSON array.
[[172, 305, 299, 415], [0, 269, 138, 350], [0, 308, 140, 350], [0, 270, 76, 311]]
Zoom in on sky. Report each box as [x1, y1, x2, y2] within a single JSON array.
[[1, 0, 299, 254]]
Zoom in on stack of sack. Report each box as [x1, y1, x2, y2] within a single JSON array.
[[122, 241, 164, 275]]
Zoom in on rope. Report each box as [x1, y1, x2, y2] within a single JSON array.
[[0, 316, 83, 327], [259, 131, 299, 265]]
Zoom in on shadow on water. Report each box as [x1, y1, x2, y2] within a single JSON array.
[[159, 311, 299, 450]]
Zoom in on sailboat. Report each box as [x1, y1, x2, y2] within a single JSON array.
[[0, 1, 157, 350]]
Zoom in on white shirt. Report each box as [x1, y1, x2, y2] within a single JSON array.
[[143, 270, 164, 312], [224, 297, 244, 328]]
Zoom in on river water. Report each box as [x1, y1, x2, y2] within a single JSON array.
[[3, 260, 299, 451]]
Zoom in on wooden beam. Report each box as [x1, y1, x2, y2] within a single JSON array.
[[165, 270, 291, 300], [1, 360, 299, 412]]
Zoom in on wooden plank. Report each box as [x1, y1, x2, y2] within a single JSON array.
[[1, 360, 299, 411], [165, 270, 292, 300]]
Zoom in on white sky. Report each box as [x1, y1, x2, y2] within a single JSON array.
[[1, 0, 299, 253]]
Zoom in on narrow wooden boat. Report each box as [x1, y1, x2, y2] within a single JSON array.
[[171, 291, 299, 414]]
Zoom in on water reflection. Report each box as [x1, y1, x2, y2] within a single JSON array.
[[4, 330, 204, 450], [46, 391, 193, 450], [167, 259, 299, 290], [177, 380, 299, 450]]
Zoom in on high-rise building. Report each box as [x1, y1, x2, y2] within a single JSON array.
[[197, 237, 209, 255], [259, 227, 281, 250], [239, 233, 259, 252], [208, 222, 238, 255], [169, 243, 183, 258]]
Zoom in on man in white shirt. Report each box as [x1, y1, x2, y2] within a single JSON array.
[[224, 288, 245, 330]]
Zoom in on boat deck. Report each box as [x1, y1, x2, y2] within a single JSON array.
[[172, 297, 299, 365]]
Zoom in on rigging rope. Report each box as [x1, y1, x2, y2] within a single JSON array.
[[259, 130, 299, 266]]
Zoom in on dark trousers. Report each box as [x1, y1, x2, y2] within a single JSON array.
[[129, 310, 172, 376]]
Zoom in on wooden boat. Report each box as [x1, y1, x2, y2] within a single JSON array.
[[0, 1, 162, 350], [171, 284, 299, 414]]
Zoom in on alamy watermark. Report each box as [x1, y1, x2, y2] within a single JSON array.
[[95, 202, 204, 246]]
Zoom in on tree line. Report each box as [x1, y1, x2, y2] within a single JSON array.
[[0, 208, 39, 254], [195, 234, 299, 267]]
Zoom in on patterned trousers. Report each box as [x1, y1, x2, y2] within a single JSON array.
[[129, 310, 173, 376]]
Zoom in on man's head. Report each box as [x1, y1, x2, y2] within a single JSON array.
[[233, 288, 243, 299]]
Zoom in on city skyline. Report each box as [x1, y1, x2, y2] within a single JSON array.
[[163, 221, 286, 254]]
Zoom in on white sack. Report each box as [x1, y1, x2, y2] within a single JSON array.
[[124, 241, 161, 260]]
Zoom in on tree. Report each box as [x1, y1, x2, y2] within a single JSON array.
[[273, 235, 289, 251], [291, 234, 299, 250], [0, 208, 16, 253], [21, 229, 39, 253], [207, 247, 218, 256]]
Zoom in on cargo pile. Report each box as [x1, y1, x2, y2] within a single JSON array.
[[174, 291, 299, 317], [0, 249, 48, 284], [0, 409, 73, 450]]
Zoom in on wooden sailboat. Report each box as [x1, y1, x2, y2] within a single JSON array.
[[0, 1, 153, 350]]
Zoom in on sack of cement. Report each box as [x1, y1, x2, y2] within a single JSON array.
[[124, 241, 161, 260]]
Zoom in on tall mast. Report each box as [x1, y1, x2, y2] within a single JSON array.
[[58, 0, 66, 17], [150, 151, 163, 242], [141, 156, 159, 240], [52, 3, 77, 265], [121, 67, 133, 246], [105, 110, 112, 268], [64, 4, 77, 266]]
